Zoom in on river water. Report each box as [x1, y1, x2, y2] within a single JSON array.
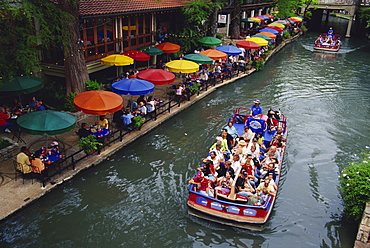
[[1, 29, 370, 247]]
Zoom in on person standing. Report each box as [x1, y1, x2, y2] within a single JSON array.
[[250, 99, 263, 117]]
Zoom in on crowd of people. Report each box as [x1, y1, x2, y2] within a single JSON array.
[[188, 100, 287, 206], [0, 96, 45, 133]]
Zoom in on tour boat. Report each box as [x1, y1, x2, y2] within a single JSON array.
[[187, 107, 288, 226], [313, 33, 341, 52]]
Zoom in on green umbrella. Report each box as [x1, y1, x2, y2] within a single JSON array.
[[252, 34, 272, 42], [0, 76, 43, 96], [198, 37, 222, 47], [17, 110, 76, 136], [137, 46, 163, 56], [241, 18, 256, 23], [183, 54, 213, 64]]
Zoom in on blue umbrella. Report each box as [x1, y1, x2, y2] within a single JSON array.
[[257, 15, 270, 20], [259, 28, 280, 35], [112, 78, 154, 96], [216, 45, 242, 56]]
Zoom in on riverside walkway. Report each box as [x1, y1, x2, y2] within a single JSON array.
[[0, 34, 301, 222]]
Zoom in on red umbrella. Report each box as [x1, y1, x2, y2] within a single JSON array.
[[155, 42, 181, 53], [74, 90, 123, 115], [137, 69, 176, 85], [265, 26, 284, 33], [236, 40, 261, 50], [288, 18, 301, 23], [254, 16, 265, 21], [122, 50, 150, 61]]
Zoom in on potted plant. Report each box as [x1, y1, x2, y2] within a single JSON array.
[[133, 115, 146, 130], [78, 135, 103, 154], [190, 82, 201, 95]]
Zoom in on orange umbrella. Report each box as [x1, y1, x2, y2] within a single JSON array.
[[199, 49, 227, 60], [155, 42, 181, 53], [256, 32, 277, 39], [74, 90, 123, 115]]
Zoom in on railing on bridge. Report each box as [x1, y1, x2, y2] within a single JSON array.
[[317, 0, 370, 5]]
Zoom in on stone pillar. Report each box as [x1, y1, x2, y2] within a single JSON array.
[[251, 10, 255, 17], [345, 6, 356, 38], [226, 14, 230, 37], [258, 8, 262, 16]]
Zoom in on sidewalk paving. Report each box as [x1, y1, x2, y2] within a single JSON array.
[[0, 35, 300, 221]]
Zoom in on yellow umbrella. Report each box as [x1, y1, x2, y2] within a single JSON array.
[[268, 23, 285, 29], [101, 54, 134, 66], [165, 60, 199, 73], [249, 17, 261, 22], [246, 37, 269, 46]]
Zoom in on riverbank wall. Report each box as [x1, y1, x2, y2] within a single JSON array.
[[0, 33, 302, 222], [355, 202, 370, 248]]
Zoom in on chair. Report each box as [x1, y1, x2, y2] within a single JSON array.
[[13, 160, 34, 184]]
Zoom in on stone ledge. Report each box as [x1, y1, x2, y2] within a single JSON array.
[[0, 136, 19, 162]]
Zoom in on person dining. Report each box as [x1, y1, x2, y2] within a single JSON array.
[[16, 146, 32, 174], [98, 115, 109, 129], [77, 123, 90, 138], [29, 96, 38, 110], [31, 152, 45, 174], [0, 107, 13, 133]]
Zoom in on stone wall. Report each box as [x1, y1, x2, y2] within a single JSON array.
[[0, 137, 18, 162], [355, 202, 370, 248]]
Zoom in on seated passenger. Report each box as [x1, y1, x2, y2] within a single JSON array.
[[236, 172, 256, 198], [188, 172, 213, 197], [223, 121, 239, 140], [241, 125, 255, 141], [230, 154, 241, 172], [256, 178, 276, 205], [206, 151, 222, 173], [215, 171, 234, 195], [197, 160, 216, 182]]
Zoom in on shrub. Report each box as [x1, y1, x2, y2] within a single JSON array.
[[64, 92, 78, 112], [190, 81, 201, 94], [254, 58, 265, 71], [0, 138, 11, 150], [216, 33, 224, 40], [339, 150, 370, 221], [78, 135, 102, 153], [86, 80, 101, 91], [283, 32, 291, 40]]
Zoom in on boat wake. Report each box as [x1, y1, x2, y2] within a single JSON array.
[[300, 43, 360, 54]]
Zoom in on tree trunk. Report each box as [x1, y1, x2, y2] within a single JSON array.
[[58, 0, 89, 94], [207, 1, 219, 37], [230, 1, 241, 39]]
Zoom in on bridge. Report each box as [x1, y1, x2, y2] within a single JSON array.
[[309, 0, 370, 37]]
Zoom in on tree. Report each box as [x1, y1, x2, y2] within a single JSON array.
[[339, 150, 370, 222], [0, 0, 88, 94], [358, 9, 370, 29], [229, 0, 242, 39], [276, 0, 318, 19]]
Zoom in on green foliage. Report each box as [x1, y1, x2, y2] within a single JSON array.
[[358, 9, 370, 29], [0, 1, 71, 79], [283, 32, 291, 40], [339, 151, 370, 222], [190, 81, 201, 94], [86, 80, 101, 91], [78, 135, 102, 153], [0, 138, 11, 150], [64, 92, 78, 112], [169, 27, 199, 53], [216, 33, 224, 40], [254, 59, 265, 71], [133, 115, 146, 129]]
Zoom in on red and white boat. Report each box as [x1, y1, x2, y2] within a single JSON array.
[[187, 107, 288, 226], [314, 33, 342, 52]]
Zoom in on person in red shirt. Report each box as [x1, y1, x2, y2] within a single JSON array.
[[0, 107, 13, 132], [188, 172, 213, 197]]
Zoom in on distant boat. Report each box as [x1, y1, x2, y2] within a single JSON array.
[[187, 107, 288, 226], [314, 33, 342, 52]]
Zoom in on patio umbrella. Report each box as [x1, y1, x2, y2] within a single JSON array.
[[123, 50, 150, 61], [74, 90, 123, 115], [241, 18, 256, 23], [246, 37, 269, 46], [274, 20, 290, 26], [236, 40, 260, 50], [249, 17, 261, 22], [17, 110, 76, 136], [288, 18, 301, 23], [259, 28, 280, 35], [263, 14, 274, 19], [216, 45, 242, 56], [266, 26, 284, 33], [199, 49, 227, 60], [257, 15, 270, 20], [183, 54, 213, 64], [100, 54, 134, 66], [137, 46, 163, 56], [0, 76, 43, 97], [254, 16, 266, 22], [155, 42, 180, 53], [252, 34, 272, 42], [165, 60, 199, 73], [112, 78, 154, 95], [256, 32, 277, 39], [268, 23, 285, 29], [137, 69, 176, 85], [198, 37, 222, 47]]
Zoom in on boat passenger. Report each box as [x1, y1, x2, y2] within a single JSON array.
[[267, 173, 278, 191], [215, 171, 234, 195], [327, 27, 334, 37], [221, 129, 235, 150], [206, 151, 222, 173], [241, 125, 255, 141], [223, 121, 239, 140], [236, 172, 256, 198], [209, 144, 226, 162], [197, 160, 216, 182], [209, 136, 229, 152], [188, 172, 213, 197], [230, 154, 241, 172], [256, 178, 276, 205], [232, 139, 248, 155]]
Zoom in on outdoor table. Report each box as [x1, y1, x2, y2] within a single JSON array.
[[88, 128, 112, 139], [34, 150, 65, 165]]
